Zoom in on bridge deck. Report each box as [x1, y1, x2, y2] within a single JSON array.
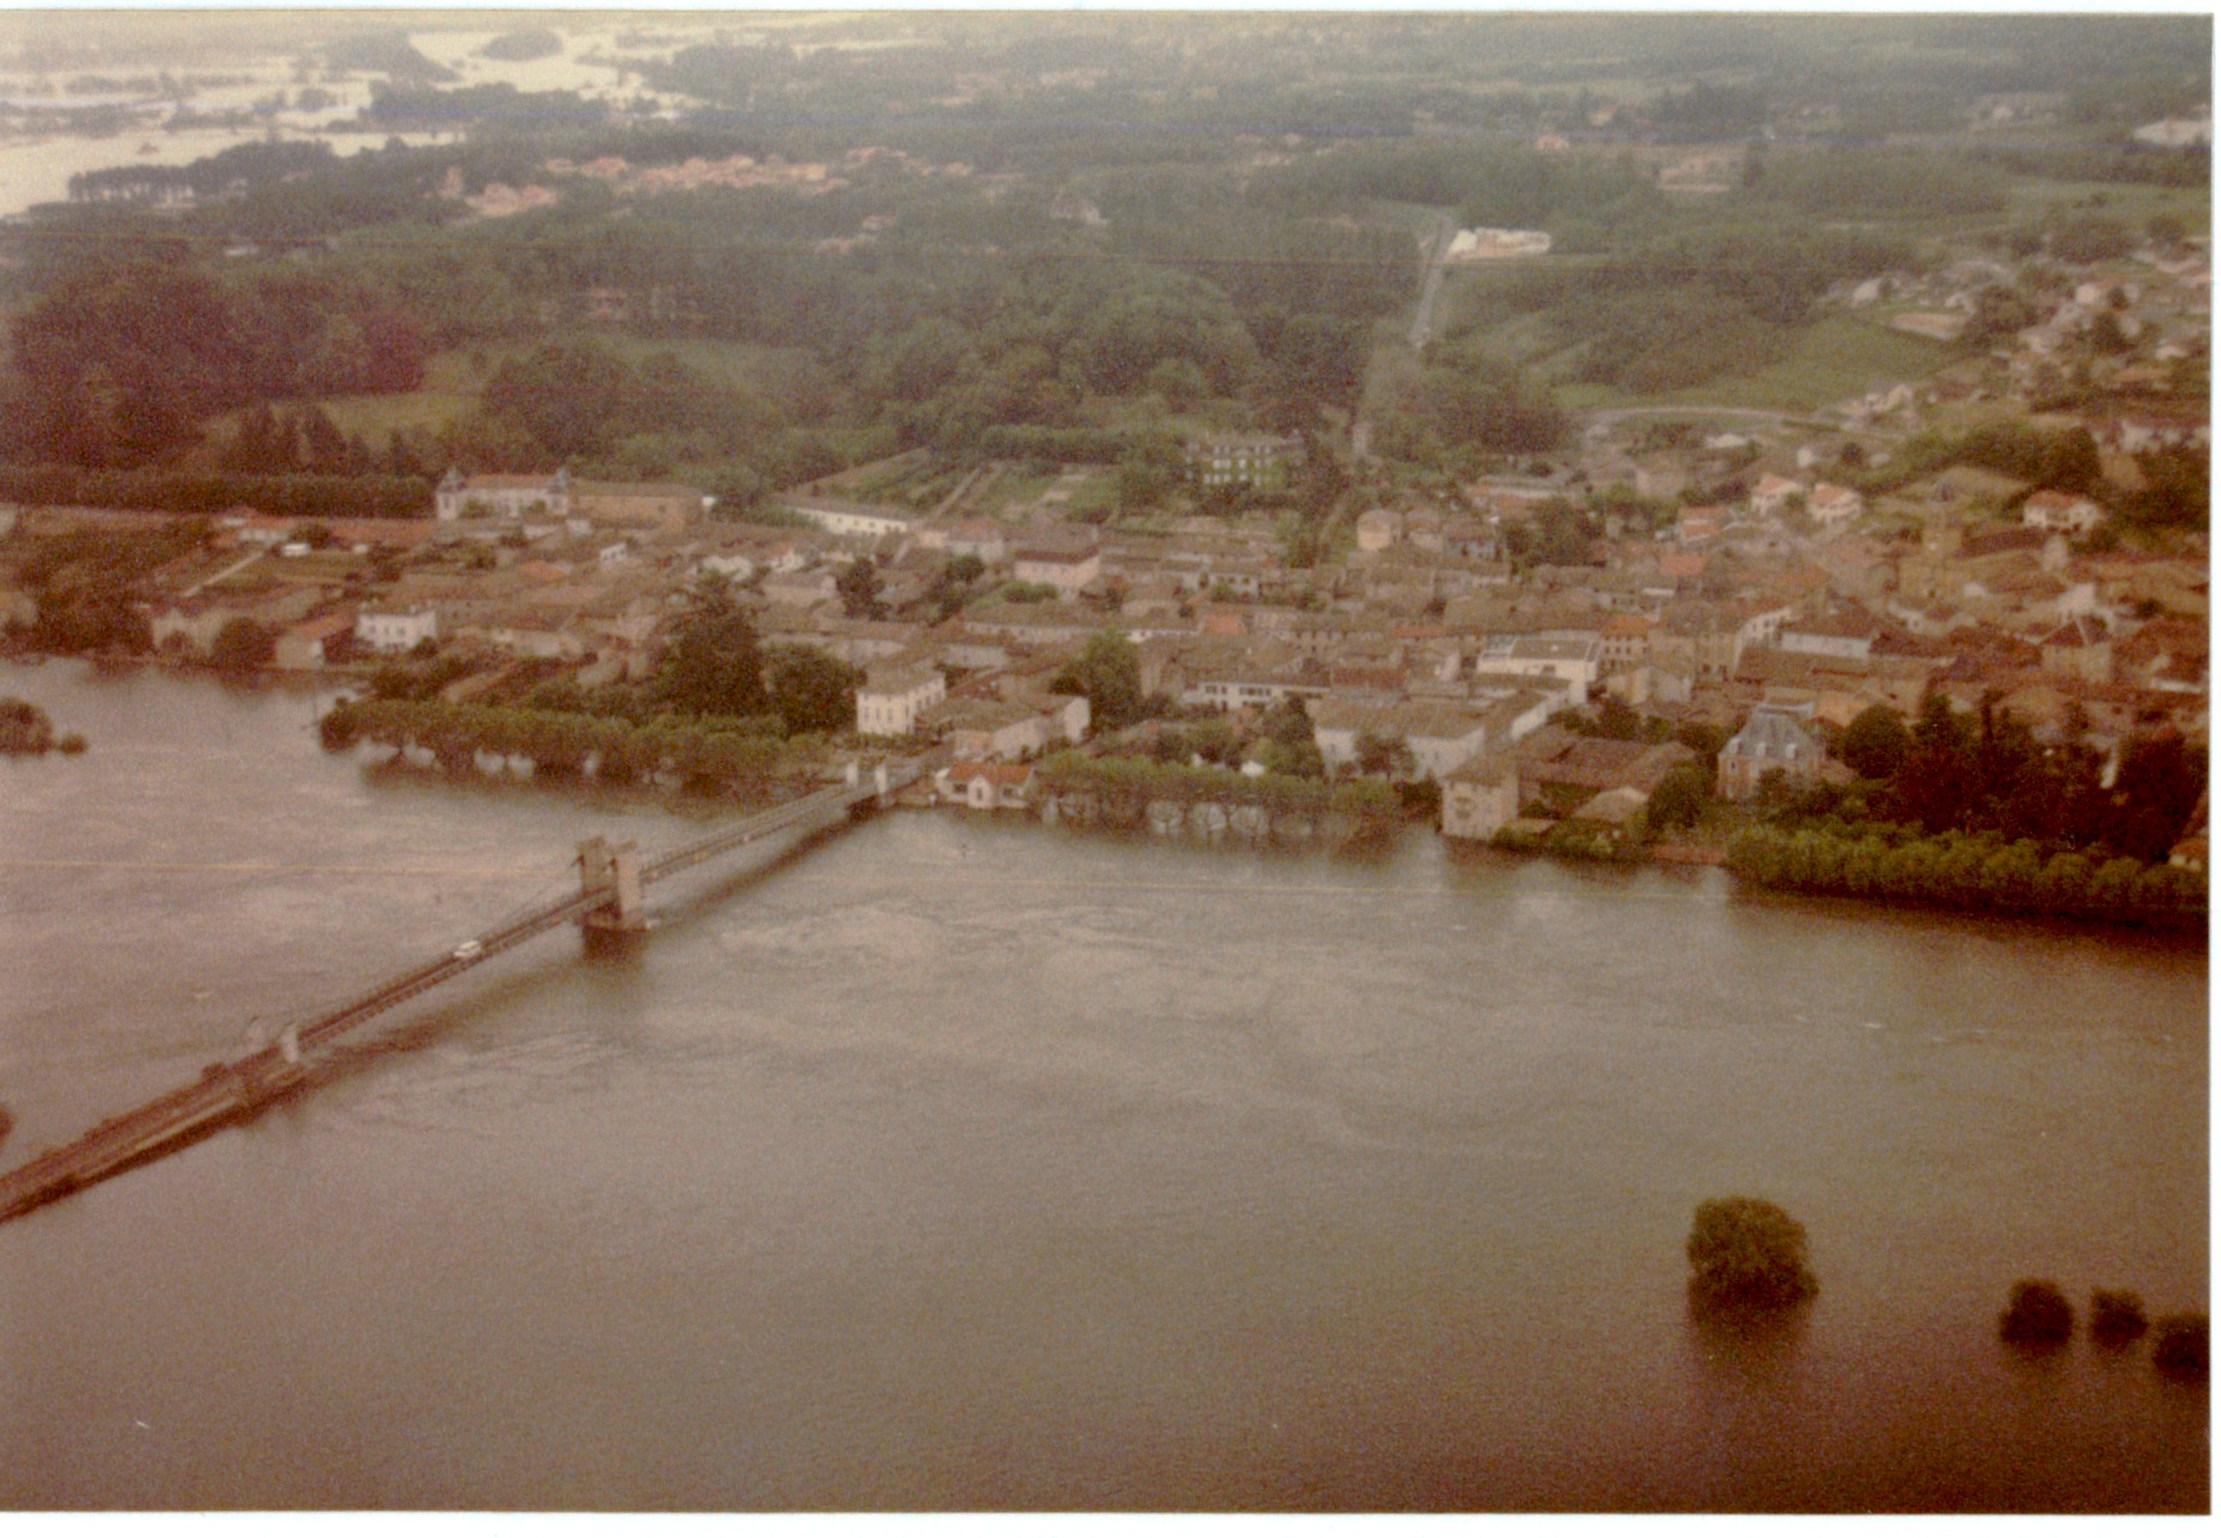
[[0, 765, 917, 1224]]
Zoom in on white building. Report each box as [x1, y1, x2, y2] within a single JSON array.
[[437, 468, 569, 521], [1808, 483, 1864, 525], [354, 607, 440, 653], [2022, 490, 2106, 535], [856, 662, 947, 736], [1749, 473, 1805, 519], [1467, 634, 1600, 707], [780, 495, 916, 540], [1184, 433, 1304, 490]]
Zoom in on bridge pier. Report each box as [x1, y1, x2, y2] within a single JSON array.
[[578, 835, 651, 950]]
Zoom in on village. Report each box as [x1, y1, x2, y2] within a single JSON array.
[[4, 209, 2205, 871]]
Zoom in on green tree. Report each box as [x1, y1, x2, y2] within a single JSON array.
[[766, 645, 861, 736], [2087, 310, 2132, 355], [1999, 1280, 2075, 1347], [656, 577, 766, 719], [0, 696, 56, 756], [1686, 1197, 1818, 1312], [1896, 691, 1976, 833], [2109, 730, 2203, 862], [1354, 727, 1415, 780], [1646, 762, 1711, 833], [1260, 693, 1313, 749], [1051, 629, 1144, 731], [1146, 356, 1209, 410], [835, 557, 885, 621], [210, 617, 277, 675], [1257, 735, 1325, 779], [2090, 1289, 2150, 1347], [1116, 446, 1183, 508], [2153, 1313, 2208, 1381], [1841, 703, 1912, 781], [1964, 285, 2039, 349]]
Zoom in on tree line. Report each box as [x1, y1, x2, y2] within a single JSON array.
[[1034, 750, 1399, 827], [319, 695, 809, 794], [1822, 694, 2202, 863], [1726, 824, 2202, 930], [0, 465, 431, 522], [1724, 692, 2206, 928]]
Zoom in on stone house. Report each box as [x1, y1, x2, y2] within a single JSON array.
[[354, 606, 441, 653], [1511, 728, 1698, 814], [933, 761, 1037, 811], [437, 468, 708, 530], [2037, 616, 2113, 684], [1716, 703, 1831, 800], [1750, 473, 1805, 519], [924, 696, 1058, 761], [1185, 432, 1304, 491], [856, 662, 947, 736], [1808, 483, 1864, 525], [1439, 751, 1520, 841], [1011, 540, 1102, 601], [274, 611, 355, 670]]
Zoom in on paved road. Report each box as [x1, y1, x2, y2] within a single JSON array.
[[1405, 210, 1456, 351], [1580, 403, 1910, 441]]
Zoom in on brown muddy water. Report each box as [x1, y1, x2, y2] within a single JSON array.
[[0, 660, 2205, 1510]]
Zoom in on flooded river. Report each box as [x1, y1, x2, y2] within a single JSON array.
[[0, 660, 2205, 1511]]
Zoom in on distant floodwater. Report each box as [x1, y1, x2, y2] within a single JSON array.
[[0, 127, 459, 219]]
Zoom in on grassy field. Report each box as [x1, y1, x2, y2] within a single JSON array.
[[206, 333, 824, 451], [319, 350, 492, 442], [2002, 176, 2211, 232], [1567, 315, 1951, 414]]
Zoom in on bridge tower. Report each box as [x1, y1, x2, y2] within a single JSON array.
[[578, 835, 650, 948]]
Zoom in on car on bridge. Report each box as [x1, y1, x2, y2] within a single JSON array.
[[452, 940, 483, 961]]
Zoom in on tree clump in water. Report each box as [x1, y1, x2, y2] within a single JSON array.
[[2152, 1314, 2208, 1382], [0, 696, 56, 755], [2089, 1288, 2150, 1348], [1686, 1196, 1819, 1313], [1999, 1279, 2075, 1347]]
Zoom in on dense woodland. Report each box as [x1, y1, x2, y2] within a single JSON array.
[[0, 12, 2203, 506]]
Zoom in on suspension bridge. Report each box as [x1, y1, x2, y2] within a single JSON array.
[[0, 760, 920, 1225]]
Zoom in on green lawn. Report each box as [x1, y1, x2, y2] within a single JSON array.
[[318, 349, 491, 441], [206, 334, 825, 451], [2003, 176, 2210, 231], [1571, 316, 1951, 414]]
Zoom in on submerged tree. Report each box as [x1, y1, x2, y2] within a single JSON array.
[[1999, 1279, 2075, 1347], [1686, 1197, 1818, 1312], [211, 617, 277, 676], [2089, 1289, 2150, 1348], [2152, 1313, 2208, 1382]]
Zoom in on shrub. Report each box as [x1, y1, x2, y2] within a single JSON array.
[[1999, 1279, 2074, 1346], [2089, 1289, 2150, 1347], [56, 731, 86, 755], [0, 696, 55, 755], [2152, 1313, 2208, 1382], [1686, 1196, 1818, 1311]]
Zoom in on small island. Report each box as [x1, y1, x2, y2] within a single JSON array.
[[0, 696, 84, 757]]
